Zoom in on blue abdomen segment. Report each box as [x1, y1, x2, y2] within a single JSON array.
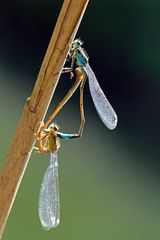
[[57, 132, 75, 140]]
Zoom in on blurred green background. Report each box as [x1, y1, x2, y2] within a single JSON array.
[[1, 0, 160, 239]]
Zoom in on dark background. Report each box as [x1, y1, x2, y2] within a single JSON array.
[[0, 1, 160, 239]]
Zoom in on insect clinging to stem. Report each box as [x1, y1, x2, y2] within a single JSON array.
[[69, 39, 118, 130]]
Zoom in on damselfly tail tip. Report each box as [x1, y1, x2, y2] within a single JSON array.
[[41, 217, 60, 231], [108, 114, 118, 130]]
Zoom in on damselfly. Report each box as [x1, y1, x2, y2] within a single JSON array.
[[63, 38, 118, 130], [37, 120, 84, 230]]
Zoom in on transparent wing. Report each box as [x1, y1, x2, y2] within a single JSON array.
[[84, 63, 118, 130], [38, 152, 60, 230]]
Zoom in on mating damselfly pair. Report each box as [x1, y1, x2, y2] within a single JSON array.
[[35, 39, 118, 230]]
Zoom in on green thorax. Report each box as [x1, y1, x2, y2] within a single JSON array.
[[75, 50, 87, 68]]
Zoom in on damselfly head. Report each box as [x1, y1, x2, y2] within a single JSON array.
[[49, 123, 59, 133], [71, 38, 83, 51]]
